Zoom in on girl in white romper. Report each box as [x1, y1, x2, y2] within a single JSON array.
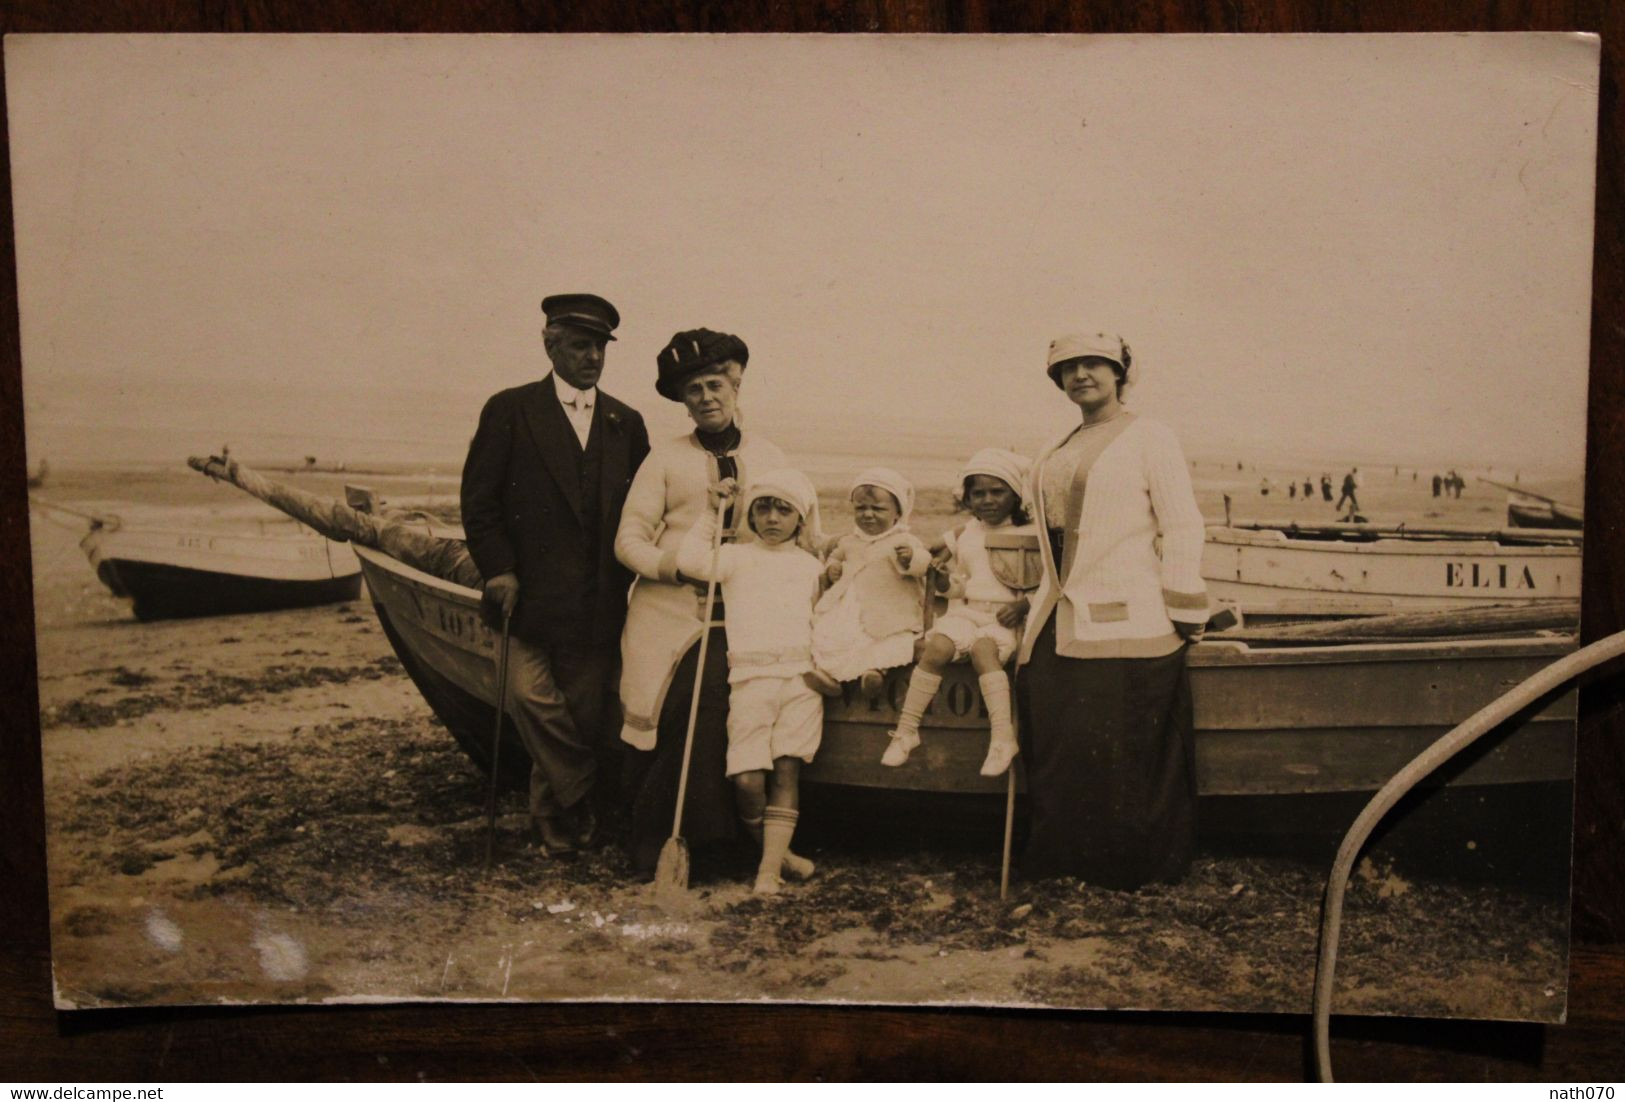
[[882, 449, 1040, 776]]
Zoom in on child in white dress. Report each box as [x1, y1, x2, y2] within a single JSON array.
[[676, 468, 826, 894], [882, 449, 1040, 776], [807, 467, 930, 700]]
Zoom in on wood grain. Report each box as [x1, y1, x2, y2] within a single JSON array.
[[3, 1, 1622, 1080]]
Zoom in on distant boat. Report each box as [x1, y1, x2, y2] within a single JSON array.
[[1202, 521, 1581, 620], [352, 543, 1576, 801], [1481, 478, 1584, 531], [80, 515, 362, 621], [1505, 495, 1584, 531]]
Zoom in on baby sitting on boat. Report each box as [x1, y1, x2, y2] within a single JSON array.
[[807, 467, 932, 700]]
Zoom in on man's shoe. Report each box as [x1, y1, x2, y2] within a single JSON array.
[[570, 803, 600, 850], [534, 815, 578, 858]]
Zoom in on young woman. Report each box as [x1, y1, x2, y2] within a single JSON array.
[[1017, 330, 1209, 890]]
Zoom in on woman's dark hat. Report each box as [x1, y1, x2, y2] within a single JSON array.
[[541, 293, 620, 340], [655, 328, 750, 401]]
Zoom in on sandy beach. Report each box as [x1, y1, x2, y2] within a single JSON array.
[[26, 458, 1572, 1018]]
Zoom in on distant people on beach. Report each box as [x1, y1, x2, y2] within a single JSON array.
[[1432, 473, 1442, 498], [1302, 478, 1313, 499], [1336, 468, 1361, 517], [1320, 474, 1333, 502]]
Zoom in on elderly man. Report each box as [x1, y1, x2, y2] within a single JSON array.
[[461, 293, 650, 856]]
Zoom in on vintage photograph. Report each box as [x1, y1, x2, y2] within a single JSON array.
[[10, 33, 1599, 1018]]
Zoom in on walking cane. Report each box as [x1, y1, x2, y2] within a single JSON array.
[[483, 604, 514, 871], [1000, 670, 1018, 901], [654, 498, 727, 897]]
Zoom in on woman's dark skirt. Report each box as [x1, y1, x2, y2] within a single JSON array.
[[624, 626, 737, 878], [1018, 616, 1196, 890]]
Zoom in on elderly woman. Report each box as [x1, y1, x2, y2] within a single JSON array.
[[1016, 331, 1209, 890], [616, 328, 790, 878]]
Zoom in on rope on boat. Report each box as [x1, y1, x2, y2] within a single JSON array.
[[27, 495, 119, 530], [1313, 628, 1625, 1082]]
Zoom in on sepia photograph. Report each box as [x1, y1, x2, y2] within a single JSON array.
[[9, 32, 1600, 1020]]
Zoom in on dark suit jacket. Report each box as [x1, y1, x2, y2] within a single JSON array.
[[460, 375, 650, 648]]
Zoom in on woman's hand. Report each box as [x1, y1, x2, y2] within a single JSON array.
[[1174, 620, 1205, 644], [706, 478, 739, 511], [996, 596, 1030, 629], [825, 560, 844, 584]]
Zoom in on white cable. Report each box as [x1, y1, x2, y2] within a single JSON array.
[[1312, 629, 1625, 1082]]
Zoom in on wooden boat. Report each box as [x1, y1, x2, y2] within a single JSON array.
[[1203, 522, 1581, 620], [81, 515, 362, 621], [1506, 496, 1584, 531], [1480, 478, 1584, 531], [353, 544, 1576, 799]]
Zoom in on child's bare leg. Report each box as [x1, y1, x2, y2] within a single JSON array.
[[736, 767, 814, 882], [882, 634, 954, 767], [757, 757, 803, 894], [733, 771, 768, 833], [971, 637, 1018, 776]]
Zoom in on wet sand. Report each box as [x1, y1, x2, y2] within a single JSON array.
[[27, 462, 1571, 1018]]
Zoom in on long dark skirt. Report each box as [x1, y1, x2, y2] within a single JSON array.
[[1018, 617, 1196, 889], [624, 626, 737, 878]]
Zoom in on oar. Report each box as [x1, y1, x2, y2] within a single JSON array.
[[483, 604, 514, 871], [654, 499, 727, 897]]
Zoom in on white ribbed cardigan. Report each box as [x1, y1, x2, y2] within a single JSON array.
[[614, 429, 787, 749], [1017, 416, 1208, 664]]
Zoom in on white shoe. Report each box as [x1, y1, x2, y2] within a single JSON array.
[[881, 728, 920, 767], [782, 851, 817, 881], [980, 739, 1019, 777], [753, 870, 783, 895]]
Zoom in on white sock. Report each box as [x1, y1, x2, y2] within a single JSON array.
[[979, 671, 1015, 748], [758, 806, 798, 889], [894, 669, 942, 738]]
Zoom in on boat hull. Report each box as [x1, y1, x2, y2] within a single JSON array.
[[1202, 525, 1581, 618], [83, 523, 362, 620], [354, 546, 1577, 800]]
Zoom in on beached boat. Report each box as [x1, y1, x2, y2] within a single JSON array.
[[1477, 477, 1584, 531], [1202, 522, 1582, 620], [81, 516, 362, 621], [353, 544, 1577, 799], [1505, 494, 1584, 530]]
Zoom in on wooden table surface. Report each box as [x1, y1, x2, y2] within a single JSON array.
[[3, 1, 1623, 1081]]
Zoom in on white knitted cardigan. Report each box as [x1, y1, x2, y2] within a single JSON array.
[[614, 429, 788, 749], [1017, 416, 1208, 664]]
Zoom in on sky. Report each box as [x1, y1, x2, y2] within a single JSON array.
[[6, 33, 1602, 477]]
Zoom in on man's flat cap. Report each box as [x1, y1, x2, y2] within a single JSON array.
[[542, 293, 620, 340]]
